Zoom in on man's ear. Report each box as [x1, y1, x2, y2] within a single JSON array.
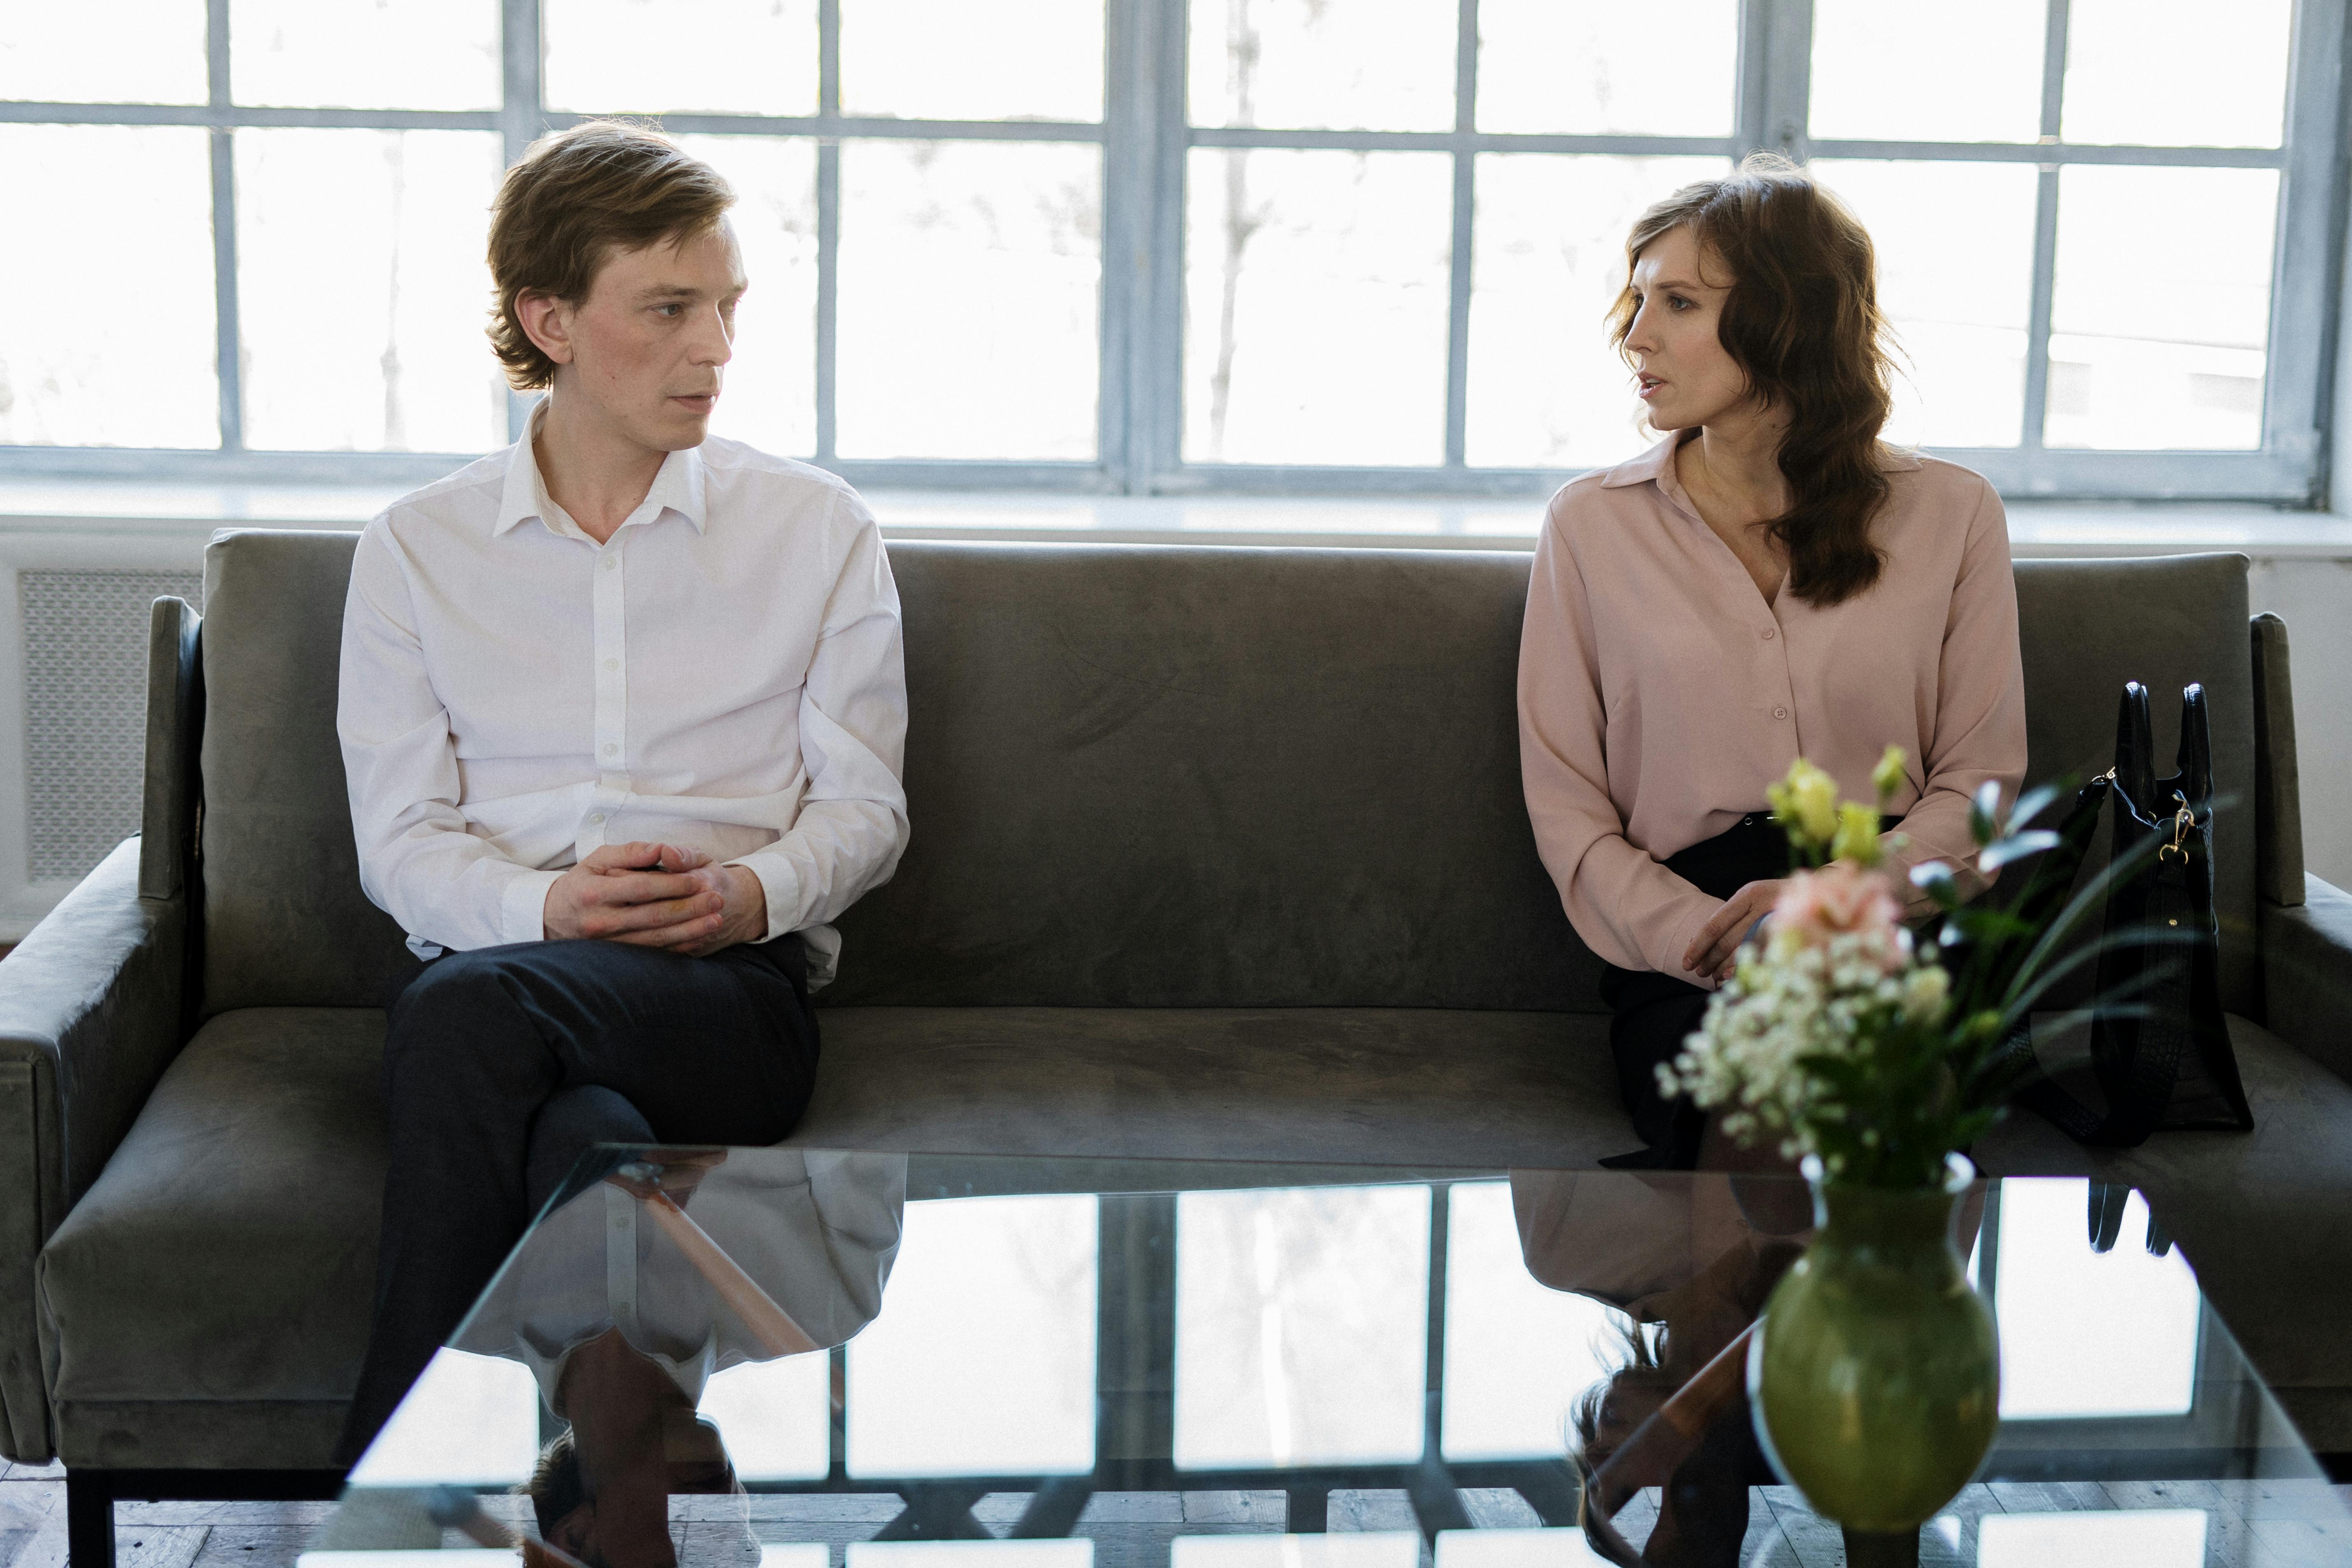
[[517, 291, 576, 369]]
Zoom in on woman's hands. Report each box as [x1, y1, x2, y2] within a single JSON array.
[[1683, 878, 1787, 983]]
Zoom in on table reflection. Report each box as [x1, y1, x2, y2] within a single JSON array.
[[306, 1152, 2345, 1568], [330, 1147, 907, 1567]]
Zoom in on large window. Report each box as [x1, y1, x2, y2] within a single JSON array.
[[0, 0, 2341, 499]]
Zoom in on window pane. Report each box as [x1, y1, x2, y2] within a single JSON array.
[[0, 0, 205, 104], [843, 0, 1103, 122], [1184, 147, 1450, 466], [237, 128, 508, 453], [544, 0, 818, 116], [1466, 154, 1726, 470], [0, 125, 217, 448], [696, 1354, 830, 1481], [836, 140, 1100, 460], [1979, 1512, 2208, 1568], [2062, 0, 2291, 149], [1173, 1186, 1429, 1470], [2046, 164, 2276, 451], [678, 135, 819, 459], [230, 0, 498, 111], [846, 1194, 1098, 1477], [1440, 1181, 1625, 1462], [1477, 0, 1734, 137], [1808, 0, 2043, 144], [1814, 160, 2037, 449], [1993, 1180, 2200, 1419], [1188, 0, 1454, 133]]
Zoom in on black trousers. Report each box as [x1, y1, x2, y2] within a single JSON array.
[[334, 933, 822, 1463], [1599, 813, 1791, 1170]]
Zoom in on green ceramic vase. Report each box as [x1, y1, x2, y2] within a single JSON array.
[[1748, 1153, 2000, 1534]]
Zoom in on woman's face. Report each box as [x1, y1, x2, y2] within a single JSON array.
[[1622, 224, 1752, 434]]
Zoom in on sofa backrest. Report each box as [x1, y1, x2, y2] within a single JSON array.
[[186, 532, 2262, 1018]]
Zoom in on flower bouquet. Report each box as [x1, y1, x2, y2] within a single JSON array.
[[1656, 752, 2126, 1540]]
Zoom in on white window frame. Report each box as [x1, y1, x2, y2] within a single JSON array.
[[1, 0, 2345, 502]]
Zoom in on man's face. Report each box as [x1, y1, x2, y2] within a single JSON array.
[[547, 222, 746, 453]]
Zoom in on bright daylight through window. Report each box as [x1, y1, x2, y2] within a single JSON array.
[[0, 0, 2337, 500]]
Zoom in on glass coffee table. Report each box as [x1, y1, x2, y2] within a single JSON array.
[[301, 1149, 2352, 1567]]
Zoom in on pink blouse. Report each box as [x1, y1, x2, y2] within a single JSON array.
[[1517, 434, 2028, 986]]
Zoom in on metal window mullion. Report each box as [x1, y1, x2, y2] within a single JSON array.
[[1442, 0, 1479, 470], [500, 0, 543, 443], [1734, 0, 1812, 161], [1146, 0, 1189, 487], [1422, 1184, 1450, 1459], [499, 0, 541, 167], [815, 0, 841, 464], [1101, 0, 1163, 492], [2256, 0, 2348, 487], [2020, 0, 2071, 453], [206, 0, 240, 452]]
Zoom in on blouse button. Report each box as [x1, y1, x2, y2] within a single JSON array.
[[603, 557, 618, 572], [1761, 627, 1776, 640], [1774, 706, 1789, 720]]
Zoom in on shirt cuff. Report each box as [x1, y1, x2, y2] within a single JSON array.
[[500, 869, 566, 945], [1660, 902, 1722, 992], [728, 852, 804, 944]]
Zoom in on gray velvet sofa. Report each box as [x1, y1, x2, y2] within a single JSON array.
[[4, 533, 2350, 1501]]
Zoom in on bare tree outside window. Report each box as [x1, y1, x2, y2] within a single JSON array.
[[1206, 0, 1270, 462]]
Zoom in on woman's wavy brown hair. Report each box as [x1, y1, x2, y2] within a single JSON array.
[[487, 120, 735, 391], [1607, 154, 1897, 607]]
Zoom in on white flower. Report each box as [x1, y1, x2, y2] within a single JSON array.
[[1902, 964, 1950, 1025]]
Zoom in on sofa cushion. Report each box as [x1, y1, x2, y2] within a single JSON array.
[[798, 1005, 1628, 1165], [199, 531, 413, 1015], [1974, 1014, 2352, 1448], [38, 1009, 386, 1422]]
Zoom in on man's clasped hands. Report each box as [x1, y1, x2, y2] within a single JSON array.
[[541, 842, 768, 957]]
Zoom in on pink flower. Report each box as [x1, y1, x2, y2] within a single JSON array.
[[1771, 862, 1906, 970]]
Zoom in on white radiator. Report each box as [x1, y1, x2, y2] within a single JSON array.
[[0, 526, 212, 940]]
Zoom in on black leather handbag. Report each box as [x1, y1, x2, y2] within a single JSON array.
[[2012, 682, 2254, 1147]]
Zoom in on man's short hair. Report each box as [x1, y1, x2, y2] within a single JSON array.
[[487, 120, 735, 391]]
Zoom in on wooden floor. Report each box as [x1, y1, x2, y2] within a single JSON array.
[[2, 1462, 2348, 1566]]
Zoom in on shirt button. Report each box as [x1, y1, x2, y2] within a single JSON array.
[[1761, 627, 1776, 641], [1774, 706, 1790, 720], [604, 657, 618, 671], [588, 812, 605, 825], [602, 557, 618, 572], [602, 743, 618, 757]]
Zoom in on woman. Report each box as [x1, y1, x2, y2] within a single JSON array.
[[1517, 156, 2027, 1170]]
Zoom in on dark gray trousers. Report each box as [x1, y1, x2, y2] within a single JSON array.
[[334, 933, 821, 1462]]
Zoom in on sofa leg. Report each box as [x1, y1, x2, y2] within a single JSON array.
[[65, 1469, 116, 1568]]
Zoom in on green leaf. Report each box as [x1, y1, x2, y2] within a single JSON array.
[[1978, 830, 2060, 872], [1969, 780, 2003, 846], [2007, 782, 2064, 832]]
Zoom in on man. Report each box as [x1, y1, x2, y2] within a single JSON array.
[[333, 121, 909, 1460]]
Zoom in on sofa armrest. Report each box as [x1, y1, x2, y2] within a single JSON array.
[[2263, 874, 2352, 1088], [0, 840, 186, 1461]]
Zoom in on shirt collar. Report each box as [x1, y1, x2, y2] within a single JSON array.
[[491, 405, 709, 538], [1596, 432, 1925, 489]]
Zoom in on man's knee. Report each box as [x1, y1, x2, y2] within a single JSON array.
[[383, 945, 542, 1083]]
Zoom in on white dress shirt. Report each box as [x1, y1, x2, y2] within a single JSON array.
[[337, 419, 910, 986], [452, 1149, 906, 1409]]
